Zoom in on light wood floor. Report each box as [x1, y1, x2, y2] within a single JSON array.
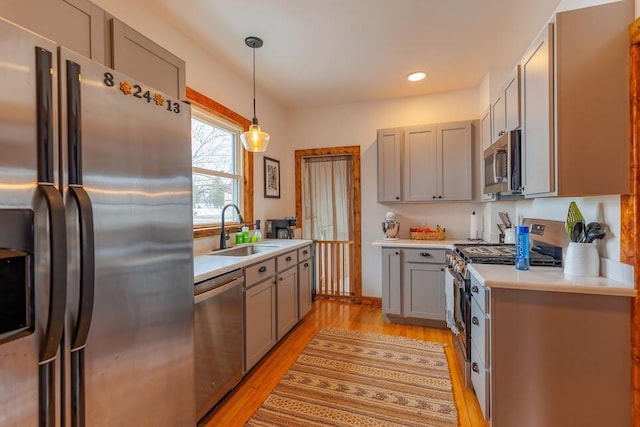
[[200, 300, 488, 427]]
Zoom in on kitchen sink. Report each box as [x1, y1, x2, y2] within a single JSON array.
[[209, 244, 279, 257]]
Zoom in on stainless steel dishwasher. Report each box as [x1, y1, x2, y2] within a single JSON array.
[[194, 269, 244, 420]]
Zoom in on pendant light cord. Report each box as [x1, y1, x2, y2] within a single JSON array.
[[252, 46, 257, 122]]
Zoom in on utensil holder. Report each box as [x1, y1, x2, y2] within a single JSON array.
[[564, 242, 600, 277]]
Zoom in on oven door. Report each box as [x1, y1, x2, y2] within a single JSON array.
[[447, 268, 466, 342]]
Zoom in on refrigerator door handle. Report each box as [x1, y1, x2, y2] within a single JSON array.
[[37, 184, 67, 364], [36, 47, 54, 184], [69, 186, 95, 351], [66, 60, 82, 185], [37, 184, 66, 426], [66, 58, 96, 351]]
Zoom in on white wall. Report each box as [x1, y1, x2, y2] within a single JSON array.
[[289, 89, 483, 298]]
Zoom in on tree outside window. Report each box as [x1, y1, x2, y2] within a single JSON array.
[[192, 111, 242, 225]]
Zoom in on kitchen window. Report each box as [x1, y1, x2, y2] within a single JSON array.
[[187, 87, 254, 238], [192, 109, 243, 225]]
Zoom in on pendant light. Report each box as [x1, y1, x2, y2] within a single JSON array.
[[240, 36, 270, 152]]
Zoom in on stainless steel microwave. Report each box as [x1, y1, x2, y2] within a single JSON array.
[[483, 129, 522, 195]]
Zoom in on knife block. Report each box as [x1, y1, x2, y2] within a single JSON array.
[[563, 242, 600, 277]]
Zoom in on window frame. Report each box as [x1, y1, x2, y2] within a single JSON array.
[[187, 87, 253, 239]]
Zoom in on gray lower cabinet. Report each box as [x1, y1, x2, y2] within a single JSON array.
[[243, 245, 314, 372], [244, 259, 277, 372], [402, 261, 445, 320], [469, 276, 491, 420], [470, 272, 631, 427], [244, 278, 276, 372], [381, 247, 445, 323], [298, 245, 313, 318], [402, 249, 445, 320], [381, 248, 402, 315], [276, 267, 298, 340]]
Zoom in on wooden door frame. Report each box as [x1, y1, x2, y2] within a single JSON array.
[[628, 18, 640, 424], [295, 146, 362, 304]]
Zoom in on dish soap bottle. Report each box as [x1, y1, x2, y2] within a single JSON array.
[[241, 224, 249, 243], [252, 220, 263, 242]]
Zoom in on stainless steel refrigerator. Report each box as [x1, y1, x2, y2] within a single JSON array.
[[0, 17, 195, 426]]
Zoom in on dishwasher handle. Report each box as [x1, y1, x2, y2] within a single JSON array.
[[195, 274, 244, 304]]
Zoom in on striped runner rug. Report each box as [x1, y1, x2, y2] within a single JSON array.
[[246, 327, 458, 426]]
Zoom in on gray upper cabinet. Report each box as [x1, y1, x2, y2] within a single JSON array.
[[480, 107, 496, 202], [377, 128, 403, 202], [521, 24, 554, 197], [108, 17, 186, 100], [491, 66, 520, 143], [0, 0, 106, 63], [403, 125, 438, 201], [490, 94, 505, 143], [503, 66, 521, 132], [521, 1, 631, 198], [438, 122, 472, 201], [0, 0, 186, 100], [378, 121, 473, 203]]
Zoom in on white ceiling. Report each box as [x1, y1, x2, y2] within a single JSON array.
[[144, 0, 563, 109]]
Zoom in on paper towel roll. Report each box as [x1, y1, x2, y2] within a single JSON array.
[[469, 212, 481, 239]]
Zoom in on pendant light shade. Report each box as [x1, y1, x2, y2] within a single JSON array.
[[241, 36, 270, 152]]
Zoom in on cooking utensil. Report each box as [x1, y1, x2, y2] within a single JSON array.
[[499, 212, 511, 228], [585, 228, 606, 243], [565, 201, 585, 240], [571, 220, 584, 243], [586, 222, 601, 232], [504, 212, 513, 228]]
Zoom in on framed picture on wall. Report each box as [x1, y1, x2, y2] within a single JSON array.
[[264, 156, 280, 198]]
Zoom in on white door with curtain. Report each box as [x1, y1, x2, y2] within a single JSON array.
[[302, 155, 354, 299]]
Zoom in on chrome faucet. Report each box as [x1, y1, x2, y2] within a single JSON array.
[[220, 203, 244, 249]]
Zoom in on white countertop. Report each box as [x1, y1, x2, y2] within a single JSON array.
[[372, 238, 474, 249], [194, 239, 313, 283], [468, 263, 636, 297]]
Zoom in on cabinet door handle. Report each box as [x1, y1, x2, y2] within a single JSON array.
[[304, 262, 309, 267], [472, 316, 479, 325], [419, 252, 431, 257], [286, 256, 292, 262], [472, 362, 480, 373], [471, 285, 479, 293], [279, 277, 283, 281], [395, 196, 400, 200], [259, 266, 267, 273], [432, 195, 436, 199], [302, 250, 308, 255], [395, 251, 399, 255], [438, 195, 442, 199]]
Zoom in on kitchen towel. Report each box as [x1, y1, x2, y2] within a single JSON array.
[[444, 268, 459, 336]]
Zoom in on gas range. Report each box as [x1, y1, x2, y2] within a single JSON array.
[[445, 219, 567, 391], [446, 243, 562, 279]]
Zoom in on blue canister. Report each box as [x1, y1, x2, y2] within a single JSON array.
[[515, 225, 530, 271]]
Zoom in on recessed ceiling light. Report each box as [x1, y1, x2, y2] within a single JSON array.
[[407, 71, 426, 82]]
